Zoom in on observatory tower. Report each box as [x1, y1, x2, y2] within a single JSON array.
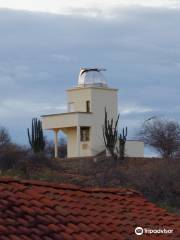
[[42, 68, 118, 158]]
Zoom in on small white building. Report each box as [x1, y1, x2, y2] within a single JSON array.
[[42, 68, 144, 158]]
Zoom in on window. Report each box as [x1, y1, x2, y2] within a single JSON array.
[[86, 101, 90, 112], [68, 102, 74, 112], [80, 127, 90, 142]]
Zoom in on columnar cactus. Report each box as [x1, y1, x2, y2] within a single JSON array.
[[103, 108, 120, 160], [27, 118, 45, 153], [117, 127, 128, 160]]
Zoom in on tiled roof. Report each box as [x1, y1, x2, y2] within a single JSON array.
[[0, 178, 180, 240]]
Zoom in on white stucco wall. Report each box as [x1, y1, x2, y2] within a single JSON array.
[[67, 87, 92, 112], [60, 127, 92, 158], [42, 84, 144, 158], [64, 127, 77, 158], [91, 88, 118, 156], [42, 112, 93, 130], [66, 86, 118, 157], [125, 141, 144, 157]]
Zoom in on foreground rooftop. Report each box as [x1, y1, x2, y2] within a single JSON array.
[[0, 178, 179, 240]]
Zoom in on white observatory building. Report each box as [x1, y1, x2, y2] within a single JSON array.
[[42, 68, 144, 158]]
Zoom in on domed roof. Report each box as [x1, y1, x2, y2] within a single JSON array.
[[78, 68, 107, 87]]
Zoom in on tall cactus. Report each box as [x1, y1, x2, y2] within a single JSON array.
[[117, 127, 128, 160], [27, 118, 45, 153], [103, 108, 120, 160]]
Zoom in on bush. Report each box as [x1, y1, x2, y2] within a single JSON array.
[[139, 118, 180, 159], [15, 152, 62, 179], [0, 126, 11, 148], [0, 145, 27, 172], [45, 139, 67, 158], [65, 157, 180, 209], [110, 158, 180, 208]]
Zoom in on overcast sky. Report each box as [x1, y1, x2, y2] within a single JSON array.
[[0, 1, 180, 156], [1, 0, 180, 14]]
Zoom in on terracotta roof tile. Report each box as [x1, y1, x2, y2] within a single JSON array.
[[0, 177, 180, 240]]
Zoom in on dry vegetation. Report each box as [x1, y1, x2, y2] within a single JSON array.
[[0, 148, 180, 214]]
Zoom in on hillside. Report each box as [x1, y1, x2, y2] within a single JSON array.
[[1, 154, 180, 215]]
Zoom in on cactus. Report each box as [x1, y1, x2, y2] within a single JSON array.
[[103, 108, 120, 160], [27, 118, 45, 153], [117, 127, 128, 160]]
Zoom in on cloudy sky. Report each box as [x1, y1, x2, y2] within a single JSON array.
[[0, 1, 180, 156]]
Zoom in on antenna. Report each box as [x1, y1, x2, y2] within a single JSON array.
[[80, 68, 106, 76]]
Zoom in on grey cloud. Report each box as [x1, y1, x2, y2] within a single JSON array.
[[0, 8, 179, 150]]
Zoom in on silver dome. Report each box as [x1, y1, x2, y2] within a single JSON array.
[[78, 68, 107, 87]]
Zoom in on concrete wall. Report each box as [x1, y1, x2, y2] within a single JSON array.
[[42, 112, 92, 130], [106, 140, 144, 158], [64, 127, 92, 158], [80, 142, 92, 157], [42, 84, 144, 158], [67, 88, 92, 112], [91, 88, 118, 156], [125, 141, 144, 157], [64, 128, 77, 158], [67, 86, 118, 157], [42, 113, 79, 129]]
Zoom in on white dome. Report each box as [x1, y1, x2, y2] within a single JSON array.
[[78, 68, 107, 87]]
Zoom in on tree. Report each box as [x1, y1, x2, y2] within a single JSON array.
[[0, 126, 11, 148], [27, 118, 45, 153], [59, 137, 67, 158], [139, 118, 180, 159], [45, 138, 67, 158]]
